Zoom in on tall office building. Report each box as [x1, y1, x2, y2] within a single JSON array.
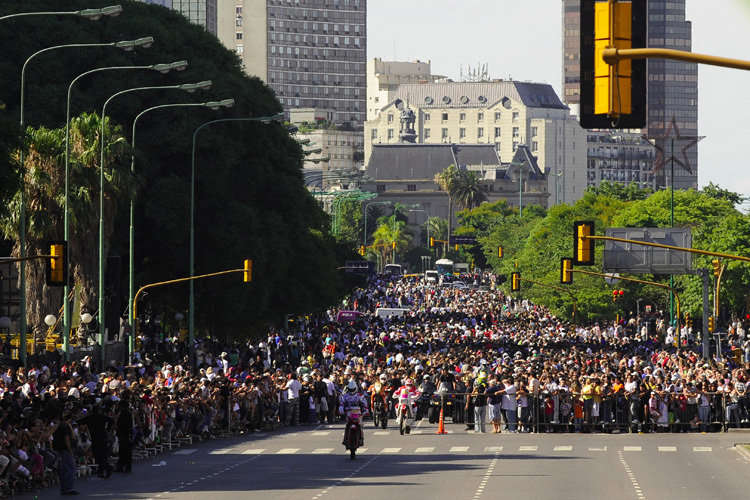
[[139, 0, 367, 128], [562, 0, 698, 190]]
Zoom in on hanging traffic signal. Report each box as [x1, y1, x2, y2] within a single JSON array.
[[573, 221, 595, 266], [561, 258, 573, 285], [511, 272, 520, 292], [580, 0, 646, 128], [244, 259, 252, 282], [712, 259, 721, 278], [430, 237, 435, 248], [708, 316, 715, 333], [46, 242, 68, 286], [392, 241, 396, 250], [498, 246, 504, 258], [612, 290, 618, 302], [359, 245, 365, 256]]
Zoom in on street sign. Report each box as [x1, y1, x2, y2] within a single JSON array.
[[602, 227, 692, 274], [604, 272, 620, 286], [449, 235, 476, 246]]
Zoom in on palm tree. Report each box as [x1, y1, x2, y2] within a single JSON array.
[[0, 112, 135, 338], [364, 204, 386, 245], [454, 170, 489, 210], [434, 164, 459, 247], [371, 214, 413, 268]]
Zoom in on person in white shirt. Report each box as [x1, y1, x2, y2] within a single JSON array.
[[280, 372, 302, 426]]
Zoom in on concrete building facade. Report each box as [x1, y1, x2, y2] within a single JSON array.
[[365, 80, 587, 204], [366, 58, 446, 121], [562, 0, 697, 190]]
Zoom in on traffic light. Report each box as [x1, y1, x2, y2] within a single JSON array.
[[244, 259, 252, 282], [392, 241, 396, 250], [708, 316, 715, 333], [46, 242, 68, 286], [498, 246, 504, 258], [573, 221, 595, 266], [579, 0, 646, 128], [712, 259, 721, 278], [430, 237, 434, 248], [612, 289, 624, 302], [511, 272, 520, 292], [359, 245, 365, 256], [561, 258, 573, 285]]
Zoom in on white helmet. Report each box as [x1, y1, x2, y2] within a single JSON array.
[[347, 380, 358, 394], [379, 374, 387, 382], [405, 378, 414, 387]]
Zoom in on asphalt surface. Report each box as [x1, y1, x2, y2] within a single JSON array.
[[21, 418, 750, 500]]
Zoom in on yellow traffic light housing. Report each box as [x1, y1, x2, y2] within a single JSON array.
[[561, 258, 573, 285], [511, 272, 520, 292], [430, 237, 434, 248], [708, 316, 715, 333], [573, 221, 595, 266], [498, 246, 504, 258], [46, 242, 68, 286], [712, 259, 721, 278], [580, 0, 646, 128], [244, 259, 252, 282], [359, 245, 365, 256], [392, 241, 396, 250]]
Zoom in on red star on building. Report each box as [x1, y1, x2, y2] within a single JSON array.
[[645, 115, 704, 175]]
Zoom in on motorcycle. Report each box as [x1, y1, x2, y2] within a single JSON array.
[[372, 384, 389, 429], [395, 393, 415, 435], [429, 393, 455, 424], [344, 408, 363, 459]]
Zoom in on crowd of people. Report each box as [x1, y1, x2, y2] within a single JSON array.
[[1, 271, 750, 495]]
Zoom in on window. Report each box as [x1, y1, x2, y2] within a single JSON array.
[[236, 32, 243, 40], [407, 184, 417, 192], [494, 128, 502, 138], [494, 112, 501, 122], [512, 111, 519, 121], [424, 129, 431, 139], [477, 128, 484, 138], [531, 126, 538, 137], [377, 185, 386, 192], [387, 113, 394, 123], [477, 112, 484, 122], [371, 129, 377, 139], [513, 141, 519, 151], [532, 141, 538, 151], [387, 129, 394, 139], [459, 128, 466, 139], [424, 113, 431, 122], [459, 113, 466, 123], [441, 113, 448, 122], [512, 127, 520, 138], [441, 128, 448, 140]]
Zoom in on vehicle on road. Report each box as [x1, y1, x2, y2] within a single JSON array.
[[375, 308, 410, 318], [383, 264, 402, 276], [344, 407, 363, 459], [435, 259, 454, 277]]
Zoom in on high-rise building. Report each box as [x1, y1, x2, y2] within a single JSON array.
[[562, 0, 698, 190], [138, 0, 367, 129]]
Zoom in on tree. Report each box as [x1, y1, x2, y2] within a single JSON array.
[[701, 182, 743, 207], [434, 164, 459, 242], [585, 180, 653, 201], [453, 170, 489, 209], [371, 214, 413, 268]]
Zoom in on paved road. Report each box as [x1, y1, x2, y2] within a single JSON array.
[[23, 419, 750, 500]]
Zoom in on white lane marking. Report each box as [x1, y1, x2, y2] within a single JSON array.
[[311, 454, 379, 500], [484, 446, 503, 452], [312, 448, 333, 454], [693, 447, 712, 452], [410, 430, 423, 435], [658, 446, 677, 452], [589, 446, 607, 452], [381, 448, 401, 453], [312, 432, 330, 436], [619, 451, 645, 500], [623, 446, 642, 452], [450, 446, 469, 452], [473, 452, 499, 498], [242, 449, 265, 454], [415, 447, 434, 453], [277, 448, 300, 454], [173, 449, 197, 455], [519, 446, 538, 451], [553, 446, 572, 451], [209, 449, 230, 455], [373, 431, 391, 436]]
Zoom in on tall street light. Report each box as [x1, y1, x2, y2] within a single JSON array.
[[188, 114, 282, 368], [0, 5, 122, 22], [18, 36, 153, 368], [127, 97, 231, 364]]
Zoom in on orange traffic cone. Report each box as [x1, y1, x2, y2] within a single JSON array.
[[435, 408, 447, 434]]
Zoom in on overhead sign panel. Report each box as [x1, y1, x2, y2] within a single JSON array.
[[603, 228, 692, 273]]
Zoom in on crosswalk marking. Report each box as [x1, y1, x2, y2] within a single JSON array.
[[311, 432, 330, 436], [589, 446, 607, 452], [410, 430, 423, 435], [450, 447, 469, 452], [312, 448, 333, 454], [382, 448, 401, 453], [693, 447, 712, 452], [519, 446, 538, 451], [658, 446, 677, 452], [209, 449, 230, 455], [415, 447, 435, 453], [173, 449, 197, 455], [484, 446, 504, 452], [277, 448, 299, 454], [553, 446, 572, 451], [241, 449, 265, 454], [373, 431, 390, 436], [623, 446, 642, 452]]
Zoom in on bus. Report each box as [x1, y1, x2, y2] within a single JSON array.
[[383, 264, 402, 276], [435, 259, 454, 277]]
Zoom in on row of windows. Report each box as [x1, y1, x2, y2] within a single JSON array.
[[270, 33, 364, 47], [648, 14, 685, 22], [270, 20, 363, 33], [648, 109, 697, 118], [648, 2, 685, 12], [419, 111, 519, 123], [274, 84, 362, 97], [648, 37, 690, 47], [269, 0, 363, 9], [648, 74, 698, 84], [268, 7, 365, 21]]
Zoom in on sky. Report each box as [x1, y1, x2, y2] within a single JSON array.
[[367, 0, 750, 198]]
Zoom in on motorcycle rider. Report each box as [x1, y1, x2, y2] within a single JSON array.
[[417, 374, 436, 420], [370, 374, 389, 413], [393, 377, 420, 433], [340, 380, 367, 447]]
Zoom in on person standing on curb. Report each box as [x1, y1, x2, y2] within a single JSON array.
[[53, 410, 78, 495], [114, 398, 134, 473], [78, 405, 114, 478]]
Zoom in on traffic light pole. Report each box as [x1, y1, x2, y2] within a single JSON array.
[[603, 47, 750, 72]]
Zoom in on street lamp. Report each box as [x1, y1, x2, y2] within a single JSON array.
[[127, 99, 234, 364], [0, 4, 122, 22], [507, 160, 526, 217], [18, 36, 154, 368], [409, 209, 430, 247], [187, 114, 283, 368]]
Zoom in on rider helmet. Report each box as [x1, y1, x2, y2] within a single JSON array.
[[347, 380, 358, 394], [379, 374, 387, 382], [405, 378, 414, 387], [423, 375, 430, 380]]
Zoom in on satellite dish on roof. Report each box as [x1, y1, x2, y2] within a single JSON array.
[[394, 99, 404, 110], [501, 97, 512, 109]]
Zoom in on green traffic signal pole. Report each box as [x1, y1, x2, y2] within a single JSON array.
[[129, 100, 234, 365]]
